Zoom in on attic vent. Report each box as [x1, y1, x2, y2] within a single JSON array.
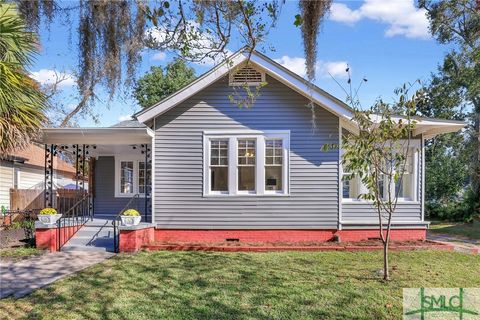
[[229, 66, 265, 86]]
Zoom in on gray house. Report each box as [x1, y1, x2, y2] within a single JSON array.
[[39, 50, 464, 247]]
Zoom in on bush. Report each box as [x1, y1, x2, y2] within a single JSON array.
[[427, 189, 480, 222], [39, 208, 57, 215], [122, 209, 140, 216]]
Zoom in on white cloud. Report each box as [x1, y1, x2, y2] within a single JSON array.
[[330, 3, 362, 25], [30, 69, 76, 87], [274, 56, 308, 77], [146, 22, 233, 66], [118, 114, 133, 122], [330, 0, 430, 39], [318, 61, 349, 79], [274, 55, 349, 79], [151, 51, 166, 61]]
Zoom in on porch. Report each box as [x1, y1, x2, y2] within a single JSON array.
[[36, 124, 154, 252]]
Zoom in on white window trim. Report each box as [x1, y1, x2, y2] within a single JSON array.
[[341, 139, 420, 204], [203, 130, 290, 197], [114, 156, 150, 198]]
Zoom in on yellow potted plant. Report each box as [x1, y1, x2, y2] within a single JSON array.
[[121, 209, 141, 226], [38, 207, 62, 225]]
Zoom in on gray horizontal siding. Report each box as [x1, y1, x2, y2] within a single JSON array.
[[94, 156, 145, 217], [341, 144, 423, 223], [154, 75, 339, 229]]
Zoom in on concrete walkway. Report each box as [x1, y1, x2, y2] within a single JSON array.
[[0, 251, 114, 299], [427, 233, 480, 255]]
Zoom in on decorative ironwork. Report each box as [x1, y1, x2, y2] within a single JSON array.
[[141, 144, 152, 222], [44, 144, 57, 207]]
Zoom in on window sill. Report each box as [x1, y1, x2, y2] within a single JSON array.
[[114, 194, 148, 198], [203, 193, 290, 198], [342, 199, 420, 205]]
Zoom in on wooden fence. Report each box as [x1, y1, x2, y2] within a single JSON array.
[[9, 189, 87, 213]]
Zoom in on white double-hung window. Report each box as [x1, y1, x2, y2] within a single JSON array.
[[340, 138, 419, 202], [115, 157, 151, 197], [204, 131, 289, 196]]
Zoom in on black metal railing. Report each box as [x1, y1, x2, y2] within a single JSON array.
[[57, 193, 93, 251], [112, 194, 140, 253]]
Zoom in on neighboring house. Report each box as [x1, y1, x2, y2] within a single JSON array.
[[0, 144, 76, 210], [38, 49, 464, 243]]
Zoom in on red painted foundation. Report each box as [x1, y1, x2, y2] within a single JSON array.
[[153, 229, 426, 243], [336, 229, 426, 242], [36, 225, 82, 252], [115, 227, 427, 253], [119, 227, 155, 253]]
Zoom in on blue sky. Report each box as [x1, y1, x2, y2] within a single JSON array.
[[30, 0, 454, 127]]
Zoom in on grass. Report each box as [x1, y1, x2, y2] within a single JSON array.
[[0, 247, 41, 260], [1, 250, 479, 320], [429, 220, 480, 240]]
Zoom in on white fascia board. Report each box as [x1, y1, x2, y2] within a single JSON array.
[[39, 128, 153, 145], [422, 125, 466, 139], [136, 53, 247, 123]]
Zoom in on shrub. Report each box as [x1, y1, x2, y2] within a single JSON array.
[[122, 209, 140, 216], [39, 208, 57, 215], [426, 189, 480, 222]]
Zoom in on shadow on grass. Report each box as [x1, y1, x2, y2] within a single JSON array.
[[1, 250, 479, 319]]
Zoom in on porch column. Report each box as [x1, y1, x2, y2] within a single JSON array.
[[44, 144, 57, 208], [142, 144, 151, 222]]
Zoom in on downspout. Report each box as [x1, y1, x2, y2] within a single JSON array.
[[338, 118, 343, 231]]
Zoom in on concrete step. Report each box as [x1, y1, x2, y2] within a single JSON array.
[[73, 228, 113, 235], [61, 245, 113, 252], [66, 235, 112, 245], [71, 233, 113, 240], [58, 218, 115, 253]]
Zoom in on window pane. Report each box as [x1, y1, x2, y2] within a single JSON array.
[[265, 139, 282, 165], [378, 174, 385, 199], [238, 139, 256, 165], [120, 161, 134, 194], [396, 174, 412, 199], [343, 175, 360, 199], [211, 167, 228, 191], [342, 179, 350, 198], [210, 139, 229, 192], [238, 166, 255, 191], [138, 161, 151, 195], [211, 139, 228, 166], [265, 166, 282, 191]]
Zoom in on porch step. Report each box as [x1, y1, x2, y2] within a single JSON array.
[[61, 218, 115, 252]]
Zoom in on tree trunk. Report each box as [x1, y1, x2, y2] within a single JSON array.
[[383, 241, 389, 281], [383, 226, 392, 281]]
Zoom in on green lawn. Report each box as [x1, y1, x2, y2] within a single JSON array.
[[429, 221, 480, 240], [1, 250, 479, 320], [0, 247, 41, 260]]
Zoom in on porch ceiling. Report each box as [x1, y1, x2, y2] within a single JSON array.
[[38, 127, 154, 145]]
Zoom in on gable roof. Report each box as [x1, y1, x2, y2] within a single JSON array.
[[110, 119, 147, 128], [135, 48, 465, 139]]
